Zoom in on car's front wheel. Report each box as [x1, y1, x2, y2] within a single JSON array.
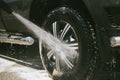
[[38, 7, 99, 80]]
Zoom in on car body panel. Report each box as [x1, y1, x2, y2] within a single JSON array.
[[0, 0, 32, 32], [1, 0, 120, 33]]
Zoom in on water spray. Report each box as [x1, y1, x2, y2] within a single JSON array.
[[0, 0, 78, 71]]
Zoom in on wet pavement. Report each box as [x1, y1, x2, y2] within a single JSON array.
[[0, 55, 52, 80], [0, 41, 53, 80]]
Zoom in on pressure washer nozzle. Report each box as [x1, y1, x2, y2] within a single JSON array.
[[0, 0, 13, 14]]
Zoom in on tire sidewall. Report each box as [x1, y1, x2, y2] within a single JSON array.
[[43, 7, 95, 80]]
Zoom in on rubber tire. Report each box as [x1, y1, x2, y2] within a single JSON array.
[[40, 7, 98, 80]]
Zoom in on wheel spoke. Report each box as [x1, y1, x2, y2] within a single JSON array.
[[69, 47, 78, 50], [68, 43, 78, 50], [56, 56, 60, 72], [68, 43, 78, 46], [62, 54, 74, 69], [60, 23, 71, 40], [47, 51, 54, 59], [52, 22, 57, 37]]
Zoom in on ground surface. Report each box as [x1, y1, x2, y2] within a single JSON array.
[[0, 56, 52, 80]]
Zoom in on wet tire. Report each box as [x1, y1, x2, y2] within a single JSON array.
[[38, 7, 99, 80]]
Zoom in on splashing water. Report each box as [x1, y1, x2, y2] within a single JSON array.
[[12, 12, 78, 71]]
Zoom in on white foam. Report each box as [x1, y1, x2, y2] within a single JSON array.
[[0, 58, 16, 72], [0, 58, 52, 80]]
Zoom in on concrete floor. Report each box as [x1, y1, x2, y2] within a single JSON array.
[[0, 57, 52, 80]]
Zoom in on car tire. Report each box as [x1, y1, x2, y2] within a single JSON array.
[[37, 7, 99, 80]]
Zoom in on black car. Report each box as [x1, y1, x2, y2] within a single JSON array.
[[0, 0, 120, 80]]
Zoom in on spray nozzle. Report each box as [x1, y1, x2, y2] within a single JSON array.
[[0, 0, 13, 14]]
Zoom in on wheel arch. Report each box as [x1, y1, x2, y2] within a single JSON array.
[[29, 0, 93, 25]]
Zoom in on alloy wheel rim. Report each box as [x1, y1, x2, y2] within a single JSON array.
[[43, 20, 79, 74]]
